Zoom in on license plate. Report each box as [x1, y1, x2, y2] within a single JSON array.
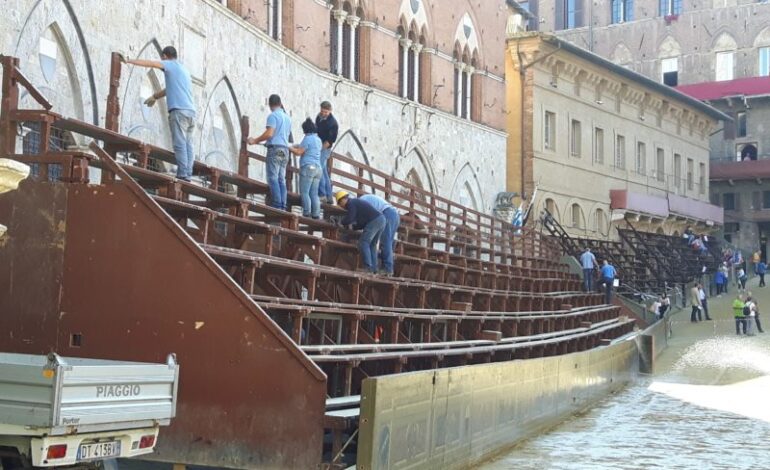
[[76, 441, 121, 461]]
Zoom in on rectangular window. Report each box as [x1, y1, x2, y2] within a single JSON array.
[[661, 57, 678, 86], [763, 190, 770, 209], [686, 158, 694, 191], [659, 0, 681, 16], [673, 153, 682, 188], [615, 134, 626, 169], [760, 47, 770, 77], [723, 192, 736, 211], [699, 163, 705, 195], [753, 191, 762, 210], [556, 0, 583, 30], [571, 119, 582, 157], [544, 111, 556, 151], [594, 127, 604, 164], [656, 148, 665, 182], [737, 112, 747, 138], [716, 51, 735, 81], [636, 141, 646, 174], [611, 0, 634, 23]]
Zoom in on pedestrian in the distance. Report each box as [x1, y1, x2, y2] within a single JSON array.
[[747, 292, 765, 333], [757, 260, 767, 287], [737, 267, 748, 291], [580, 247, 597, 292], [733, 294, 746, 335], [714, 268, 726, 296], [600, 260, 616, 304], [745, 296, 757, 336], [690, 282, 703, 322], [698, 283, 712, 320]]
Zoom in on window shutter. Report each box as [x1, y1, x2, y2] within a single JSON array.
[[626, 0, 634, 21], [529, 0, 540, 31], [611, 0, 619, 23], [659, 0, 666, 16], [724, 119, 736, 140]]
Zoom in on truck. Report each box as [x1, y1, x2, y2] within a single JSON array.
[[0, 352, 179, 469]]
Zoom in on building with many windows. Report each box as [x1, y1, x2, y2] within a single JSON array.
[[516, 0, 770, 252], [505, 31, 726, 239]]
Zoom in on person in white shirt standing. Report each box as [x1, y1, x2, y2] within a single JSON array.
[[579, 248, 597, 292], [698, 283, 712, 320]]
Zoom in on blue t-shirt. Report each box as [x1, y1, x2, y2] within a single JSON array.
[[360, 194, 393, 213], [161, 60, 195, 112], [580, 251, 596, 269], [298, 133, 322, 167], [266, 108, 291, 147], [601, 264, 616, 280]]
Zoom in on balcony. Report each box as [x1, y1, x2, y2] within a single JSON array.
[[710, 157, 770, 181], [610, 189, 723, 225]]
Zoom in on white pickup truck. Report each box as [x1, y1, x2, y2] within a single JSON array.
[[0, 352, 179, 469]]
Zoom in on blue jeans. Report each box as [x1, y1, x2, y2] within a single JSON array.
[[168, 109, 196, 179], [380, 208, 400, 274], [319, 147, 333, 199], [360, 215, 386, 273], [266, 146, 289, 209], [603, 278, 613, 304], [299, 164, 322, 218], [583, 268, 594, 292]]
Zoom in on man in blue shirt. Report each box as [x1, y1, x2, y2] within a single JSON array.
[[335, 191, 386, 273], [123, 46, 196, 181], [579, 247, 597, 292], [600, 260, 617, 304], [248, 94, 292, 210], [758, 260, 767, 287], [289, 118, 322, 218], [360, 194, 400, 276]]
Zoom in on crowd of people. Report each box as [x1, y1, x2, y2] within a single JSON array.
[[732, 293, 765, 336]]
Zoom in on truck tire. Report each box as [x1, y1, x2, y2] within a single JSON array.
[[0, 448, 29, 469]]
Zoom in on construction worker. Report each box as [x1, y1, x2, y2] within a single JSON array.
[[360, 193, 400, 276], [334, 191, 386, 274], [122, 46, 196, 181]]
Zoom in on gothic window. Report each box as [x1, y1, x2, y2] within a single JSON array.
[[330, 5, 362, 81]]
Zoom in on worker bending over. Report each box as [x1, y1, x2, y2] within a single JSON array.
[[334, 191, 386, 274]]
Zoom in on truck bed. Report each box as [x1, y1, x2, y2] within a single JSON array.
[[0, 352, 178, 436]]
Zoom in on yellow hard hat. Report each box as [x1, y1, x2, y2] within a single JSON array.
[[334, 190, 350, 203]]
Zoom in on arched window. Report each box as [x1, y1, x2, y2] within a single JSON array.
[[330, 3, 362, 81], [595, 208, 608, 235], [545, 198, 559, 222], [453, 14, 480, 120], [571, 203, 585, 229], [398, 23, 424, 102], [713, 33, 737, 82]]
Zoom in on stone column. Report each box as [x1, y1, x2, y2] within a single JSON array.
[[400, 38, 411, 98], [465, 66, 475, 120], [455, 62, 464, 117], [333, 10, 348, 75], [347, 16, 360, 80], [411, 43, 423, 103]]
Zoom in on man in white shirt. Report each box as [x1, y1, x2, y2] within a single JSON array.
[[698, 283, 712, 321], [579, 248, 597, 292]]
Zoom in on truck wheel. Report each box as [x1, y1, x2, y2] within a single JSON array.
[[0, 448, 29, 469]]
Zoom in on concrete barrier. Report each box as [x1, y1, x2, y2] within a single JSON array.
[[636, 316, 670, 374], [357, 339, 638, 470]]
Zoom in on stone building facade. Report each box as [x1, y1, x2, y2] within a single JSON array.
[[1, 0, 516, 213], [517, 0, 769, 251], [505, 32, 725, 239]]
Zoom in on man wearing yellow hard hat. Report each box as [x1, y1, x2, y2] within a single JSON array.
[[334, 190, 387, 274]]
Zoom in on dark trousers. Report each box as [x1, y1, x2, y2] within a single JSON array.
[[691, 305, 702, 322], [583, 269, 594, 292], [716, 283, 724, 295], [701, 298, 711, 320], [756, 313, 764, 333], [760, 273, 766, 287], [603, 278, 613, 304], [736, 317, 747, 334]]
